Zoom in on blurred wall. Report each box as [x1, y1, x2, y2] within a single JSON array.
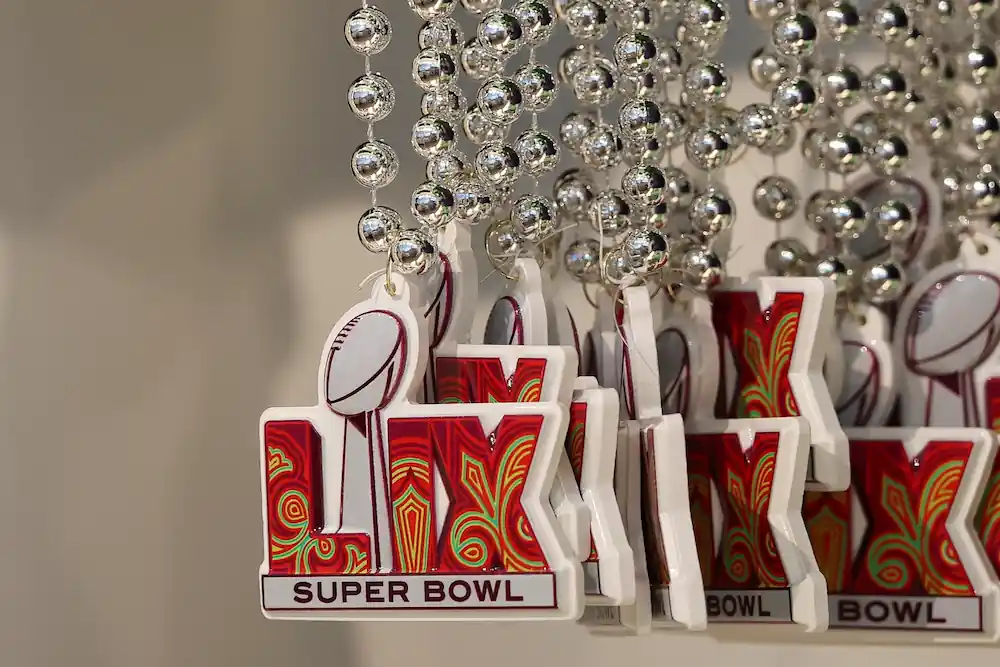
[[0, 2, 990, 666]]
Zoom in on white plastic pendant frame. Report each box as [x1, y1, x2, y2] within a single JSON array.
[[836, 304, 897, 428]]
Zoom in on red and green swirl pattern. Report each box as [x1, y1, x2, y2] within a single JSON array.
[[977, 377, 1000, 578], [803, 490, 852, 592], [566, 402, 599, 562], [434, 357, 547, 404]]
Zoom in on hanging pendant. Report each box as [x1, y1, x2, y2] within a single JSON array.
[[836, 303, 897, 428], [803, 428, 1000, 641], [657, 297, 720, 421], [259, 276, 583, 620]]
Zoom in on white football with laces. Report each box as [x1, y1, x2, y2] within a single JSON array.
[[325, 310, 406, 416]]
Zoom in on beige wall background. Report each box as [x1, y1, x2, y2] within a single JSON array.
[[0, 1, 986, 665]]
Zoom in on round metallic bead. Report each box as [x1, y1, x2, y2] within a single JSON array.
[[475, 142, 521, 188], [689, 188, 735, 238], [859, 259, 907, 304], [411, 182, 456, 228], [619, 99, 663, 142], [558, 45, 590, 85], [965, 107, 1000, 151], [619, 70, 665, 103], [869, 1, 911, 46], [413, 49, 458, 91], [804, 188, 839, 232], [462, 106, 508, 145], [580, 124, 625, 170], [604, 249, 636, 286], [623, 228, 671, 275], [685, 123, 734, 171], [589, 190, 633, 243], [753, 175, 799, 221], [513, 0, 556, 45], [477, 10, 524, 58], [572, 61, 619, 107], [477, 76, 524, 126], [822, 130, 865, 175], [850, 110, 893, 145], [412, 116, 456, 158], [351, 140, 399, 189], [345, 6, 393, 55], [865, 133, 910, 176], [661, 166, 696, 211], [553, 168, 596, 220], [510, 194, 557, 242], [565, 0, 612, 41], [564, 238, 603, 283], [660, 104, 689, 147], [390, 229, 439, 276], [812, 253, 858, 295], [460, 39, 503, 79], [614, 31, 659, 77], [514, 64, 558, 111], [747, 0, 787, 22], [872, 199, 916, 242], [485, 219, 521, 271], [451, 177, 495, 223], [426, 151, 470, 185], [738, 103, 783, 148], [560, 111, 598, 152], [616, 3, 659, 30], [771, 75, 819, 120], [962, 168, 1000, 217], [622, 164, 667, 208], [748, 48, 787, 90], [864, 65, 909, 112], [409, 0, 457, 19], [684, 0, 730, 36], [771, 12, 818, 57], [421, 86, 467, 120], [679, 245, 725, 292], [825, 196, 870, 240], [759, 121, 797, 155], [765, 237, 811, 276], [625, 136, 668, 165], [683, 60, 731, 106], [358, 206, 403, 253], [514, 130, 561, 176], [819, 0, 860, 41], [818, 64, 863, 108], [418, 17, 464, 53], [913, 106, 954, 147], [956, 44, 1000, 87], [347, 74, 396, 123], [657, 43, 685, 81]]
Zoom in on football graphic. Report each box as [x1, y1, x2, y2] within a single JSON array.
[[325, 310, 407, 416], [484, 296, 524, 345], [656, 327, 690, 418]]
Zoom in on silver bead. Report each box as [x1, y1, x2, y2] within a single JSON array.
[[558, 45, 590, 85], [859, 259, 907, 304], [772, 75, 819, 120], [462, 0, 504, 13], [805, 188, 839, 232], [689, 188, 735, 237], [426, 150, 469, 184], [819, 64, 863, 108], [485, 219, 521, 271], [872, 199, 916, 242], [738, 103, 782, 148], [624, 228, 670, 275], [825, 196, 869, 240], [451, 177, 495, 223], [347, 74, 395, 122], [560, 111, 598, 152], [580, 124, 625, 170], [618, 99, 663, 142], [411, 182, 456, 228], [684, 0, 730, 35], [421, 86, 467, 120], [615, 3, 659, 30], [749, 48, 787, 90], [554, 168, 595, 220], [589, 190, 633, 242], [660, 104, 689, 147], [747, 0, 786, 22], [358, 206, 403, 253], [514, 64, 558, 111], [864, 65, 909, 112], [622, 164, 667, 208], [409, 0, 457, 19], [619, 70, 665, 102], [771, 12, 818, 57], [683, 60, 731, 106], [460, 39, 503, 79], [478, 10, 524, 58], [625, 136, 668, 165], [913, 105, 954, 147], [812, 253, 857, 295], [822, 129, 865, 175], [656, 42, 685, 81], [565, 0, 612, 41], [477, 76, 524, 125], [820, 0, 860, 41], [513, 0, 556, 45], [412, 116, 456, 158], [418, 18, 464, 53], [964, 107, 1000, 151], [865, 133, 910, 176], [462, 106, 507, 145], [475, 142, 521, 188], [413, 49, 458, 91], [572, 61, 618, 106], [564, 238, 603, 282], [759, 121, 797, 155], [391, 229, 439, 276], [351, 140, 399, 189], [956, 43, 999, 86], [753, 175, 799, 221], [962, 168, 1000, 216], [765, 237, 811, 276], [604, 249, 636, 286], [679, 245, 725, 291], [514, 130, 561, 175], [662, 166, 696, 210], [345, 6, 393, 55], [869, 1, 911, 46], [850, 110, 893, 145], [684, 123, 734, 171], [510, 194, 557, 242], [614, 31, 659, 76]]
